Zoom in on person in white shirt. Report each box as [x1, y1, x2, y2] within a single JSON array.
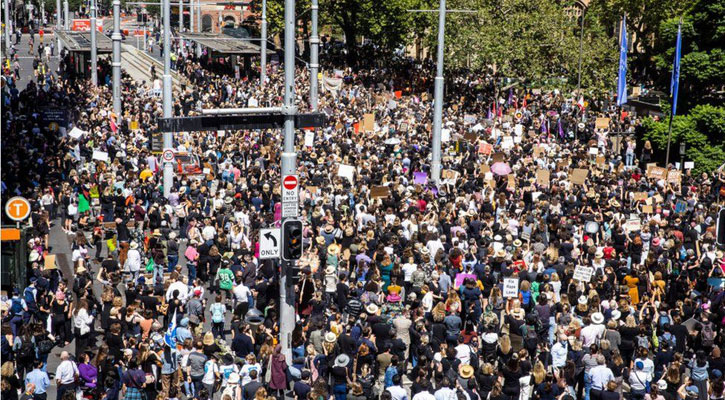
[[124, 242, 142, 282], [433, 377, 456, 400], [166, 276, 190, 304], [590, 354, 614, 395], [412, 389, 436, 400], [232, 280, 252, 316], [386, 374, 408, 400], [55, 351, 79, 399], [580, 313, 606, 347], [239, 354, 261, 386]]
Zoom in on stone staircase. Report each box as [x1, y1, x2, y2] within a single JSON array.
[[121, 43, 181, 89]]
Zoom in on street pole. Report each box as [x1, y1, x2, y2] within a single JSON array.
[[90, 0, 98, 85], [63, 0, 68, 29], [189, 0, 193, 32], [179, 0, 183, 31], [309, 0, 318, 110], [112, 0, 121, 115], [4, 0, 10, 56], [196, 0, 200, 34], [162, 0, 174, 197], [56, 0, 61, 52], [575, 7, 585, 141], [260, 0, 267, 86], [279, 0, 296, 365], [430, 0, 445, 184]]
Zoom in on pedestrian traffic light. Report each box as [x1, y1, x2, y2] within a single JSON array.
[[282, 219, 303, 261], [717, 208, 725, 247]]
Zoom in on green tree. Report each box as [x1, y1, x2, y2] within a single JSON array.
[[640, 104, 725, 173], [437, 0, 616, 93]]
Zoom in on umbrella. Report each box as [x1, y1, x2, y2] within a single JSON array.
[[491, 162, 512, 176], [384, 138, 401, 145]]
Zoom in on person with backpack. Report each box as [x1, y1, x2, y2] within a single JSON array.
[[209, 295, 227, 339], [8, 288, 28, 337], [14, 327, 36, 380]]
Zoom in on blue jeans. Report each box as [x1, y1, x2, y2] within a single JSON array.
[[167, 254, 179, 272], [626, 152, 634, 166], [187, 262, 197, 282], [584, 372, 592, 400], [333, 384, 347, 400]]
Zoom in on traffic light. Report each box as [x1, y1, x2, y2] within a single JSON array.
[[717, 208, 725, 247], [282, 219, 303, 261]]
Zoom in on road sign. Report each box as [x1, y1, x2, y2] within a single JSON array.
[[162, 148, 175, 162], [259, 228, 281, 259], [5, 196, 31, 222], [281, 175, 299, 218]]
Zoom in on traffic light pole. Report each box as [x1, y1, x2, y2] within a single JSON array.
[[162, 0, 174, 198], [112, 0, 122, 115], [90, 0, 98, 86], [260, 0, 267, 86], [309, 0, 319, 111], [279, 0, 297, 366]]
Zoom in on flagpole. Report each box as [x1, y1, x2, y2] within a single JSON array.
[[617, 14, 627, 131], [665, 18, 682, 167]]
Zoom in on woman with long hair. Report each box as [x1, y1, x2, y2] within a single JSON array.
[[73, 299, 94, 357]]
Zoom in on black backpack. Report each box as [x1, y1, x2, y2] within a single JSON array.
[[17, 338, 35, 360]]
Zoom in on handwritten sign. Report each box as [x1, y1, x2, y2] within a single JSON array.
[[536, 169, 550, 187], [363, 113, 375, 132], [684, 161, 694, 170], [595, 117, 610, 130], [571, 168, 589, 185], [503, 278, 519, 298], [573, 266, 594, 282], [479, 143, 493, 155], [370, 186, 390, 199], [667, 170, 682, 184], [634, 192, 648, 201], [648, 167, 667, 180]]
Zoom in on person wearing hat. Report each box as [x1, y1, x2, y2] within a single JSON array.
[[628, 360, 649, 399], [581, 313, 606, 347]]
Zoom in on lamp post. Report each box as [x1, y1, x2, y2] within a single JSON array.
[[112, 0, 122, 114], [162, 0, 174, 197], [575, 6, 586, 141], [260, 0, 267, 86], [90, 0, 98, 85], [309, 0, 318, 110]]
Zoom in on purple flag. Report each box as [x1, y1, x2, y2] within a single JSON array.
[[414, 172, 428, 185], [540, 119, 548, 133], [558, 119, 564, 138]]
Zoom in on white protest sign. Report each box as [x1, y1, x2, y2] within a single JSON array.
[[304, 130, 314, 147], [92, 150, 109, 162], [573, 266, 594, 282], [441, 128, 451, 143], [684, 161, 694, 170], [69, 127, 86, 139], [514, 124, 523, 136], [337, 164, 355, 184], [503, 277, 519, 298]]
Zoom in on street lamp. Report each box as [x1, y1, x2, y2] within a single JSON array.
[[679, 142, 686, 170]]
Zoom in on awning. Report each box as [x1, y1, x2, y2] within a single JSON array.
[[56, 30, 113, 53], [179, 32, 275, 56]]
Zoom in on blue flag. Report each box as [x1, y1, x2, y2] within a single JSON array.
[[617, 15, 628, 107], [670, 21, 682, 116]]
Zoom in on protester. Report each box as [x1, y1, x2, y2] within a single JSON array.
[[2, 21, 725, 400]]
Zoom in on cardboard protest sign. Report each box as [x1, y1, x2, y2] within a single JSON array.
[[363, 113, 375, 132], [667, 170, 682, 184], [573, 266, 594, 282], [648, 167, 667, 180], [507, 175, 515, 190], [503, 278, 519, 298], [370, 186, 391, 199], [464, 132, 478, 142], [571, 168, 589, 185], [642, 205, 653, 213], [611, 136, 623, 153], [501, 136, 514, 149], [533, 146, 544, 159], [442, 169, 459, 181], [595, 117, 610, 130], [634, 192, 648, 201], [464, 114, 476, 125], [536, 169, 550, 187], [130, 120, 140, 130], [596, 156, 606, 168], [44, 254, 57, 270]]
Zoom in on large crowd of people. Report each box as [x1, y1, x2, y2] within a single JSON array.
[[1, 23, 725, 400]]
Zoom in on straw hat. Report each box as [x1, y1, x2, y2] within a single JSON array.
[[325, 265, 336, 275], [511, 308, 525, 319], [130, 242, 139, 249], [365, 304, 379, 315], [76, 265, 87, 274], [327, 243, 340, 255], [203, 332, 215, 346], [459, 365, 474, 379]]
